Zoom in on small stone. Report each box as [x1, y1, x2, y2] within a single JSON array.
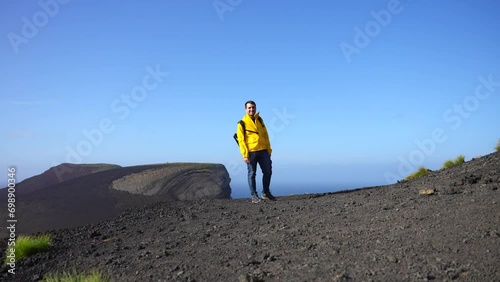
[[238, 274, 250, 282], [386, 255, 398, 263], [419, 189, 435, 195]]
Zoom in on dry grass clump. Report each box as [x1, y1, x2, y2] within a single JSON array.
[[43, 268, 109, 282], [441, 155, 465, 169], [4, 234, 52, 265], [405, 166, 429, 181]]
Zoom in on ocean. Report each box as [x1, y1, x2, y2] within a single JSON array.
[[230, 182, 374, 199]]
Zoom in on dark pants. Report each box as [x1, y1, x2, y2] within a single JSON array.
[[247, 150, 272, 196]]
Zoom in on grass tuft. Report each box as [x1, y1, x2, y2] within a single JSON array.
[[455, 154, 465, 164], [496, 139, 500, 152], [4, 234, 52, 265], [43, 268, 109, 282], [441, 155, 465, 169], [441, 160, 454, 169], [404, 166, 429, 181]]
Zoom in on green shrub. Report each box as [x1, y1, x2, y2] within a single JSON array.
[[441, 160, 454, 169], [455, 154, 465, 163], [441, 155, 465, 169], [43, 269, 109, 282], [404, 166, 429, 181], [496, 139, 500, 152], [4, 234, 52, 265]]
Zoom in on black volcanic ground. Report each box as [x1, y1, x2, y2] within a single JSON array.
[[2, 152, 500, 281]]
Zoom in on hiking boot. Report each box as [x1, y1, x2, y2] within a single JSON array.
[[261, 193, 276, 201], [251, 195, 261, 204]]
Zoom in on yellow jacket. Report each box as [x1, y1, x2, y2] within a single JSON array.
[[237, 112, 272, 158]]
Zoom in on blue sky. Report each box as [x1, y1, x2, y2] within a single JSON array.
[[1, 0, 499, 197]]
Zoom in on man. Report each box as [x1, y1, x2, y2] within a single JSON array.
[[237, 100, 276, 203]]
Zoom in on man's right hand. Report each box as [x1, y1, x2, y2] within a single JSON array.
[[244, 158, 249, 164]]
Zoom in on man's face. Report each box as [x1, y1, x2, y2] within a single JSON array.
[[246, 103, 256, 117]]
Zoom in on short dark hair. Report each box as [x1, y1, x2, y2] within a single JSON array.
[[245, 100, 256, 108]]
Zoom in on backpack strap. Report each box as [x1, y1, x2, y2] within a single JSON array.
[[234, 117, 264, 146], [238, 120, 246, 132], [257, 116, 264, 127], [233, 120, 246, 145], [242, 118, 263, 133]]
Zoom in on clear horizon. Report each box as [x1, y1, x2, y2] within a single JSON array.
[[2, 1, 499, 193]]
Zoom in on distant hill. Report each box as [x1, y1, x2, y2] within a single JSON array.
[[2, 163, 121, 196], [0, 163, 231, 237]]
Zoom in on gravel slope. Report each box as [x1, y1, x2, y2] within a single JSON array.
[[2, 152, 499, 281]]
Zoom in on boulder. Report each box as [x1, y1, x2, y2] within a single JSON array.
[[110, 163, 232, 199]]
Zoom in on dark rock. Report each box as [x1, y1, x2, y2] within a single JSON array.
[[110, 163, 231, 200]]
